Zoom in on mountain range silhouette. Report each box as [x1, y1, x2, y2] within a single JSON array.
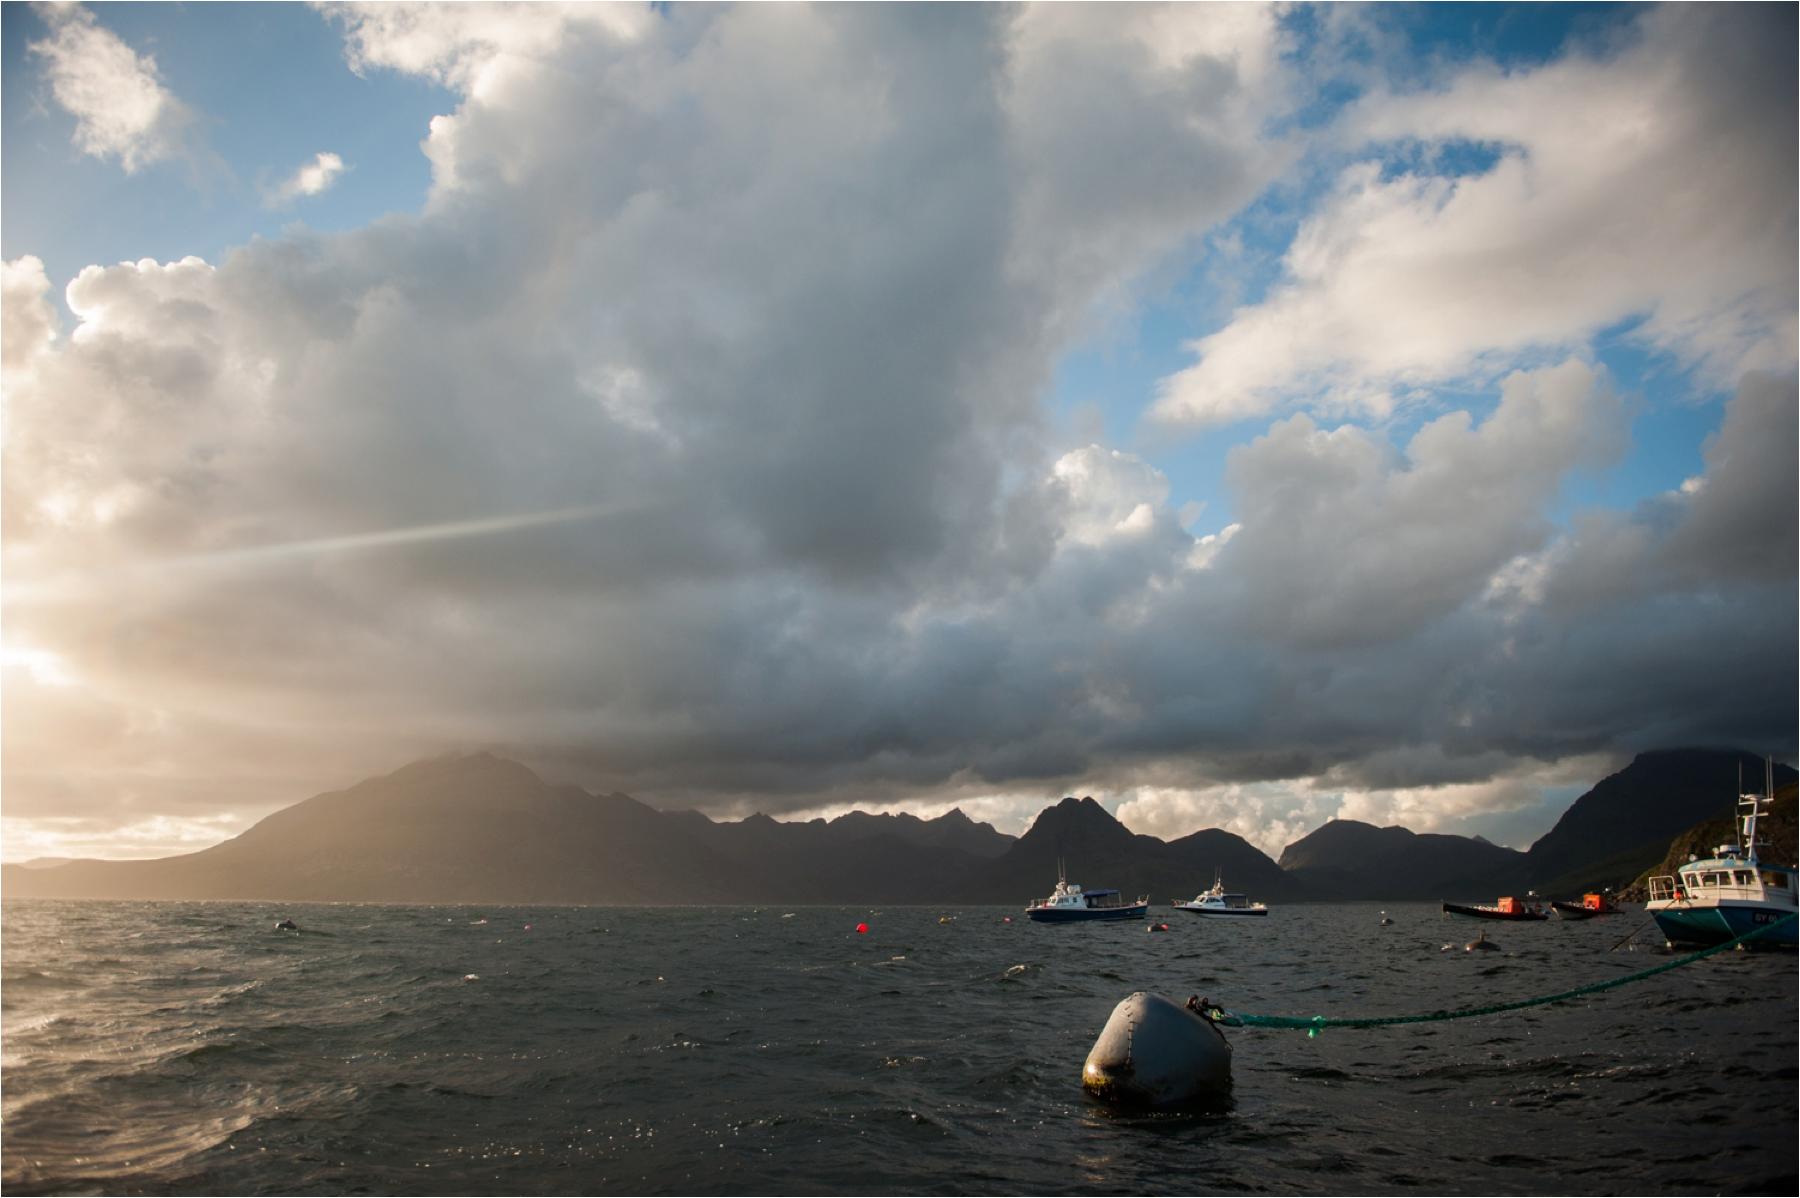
[[5, 748, 1791, 904]]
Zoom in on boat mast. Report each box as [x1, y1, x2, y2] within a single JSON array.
[[1738, 757, 1774, 863]]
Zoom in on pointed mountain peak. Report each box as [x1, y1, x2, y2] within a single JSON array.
[[1021, 795, 1133, 846]]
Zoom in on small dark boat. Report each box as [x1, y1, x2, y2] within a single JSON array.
[[1552, 893, 1619, 920], [1442, 895, 1548, 921]]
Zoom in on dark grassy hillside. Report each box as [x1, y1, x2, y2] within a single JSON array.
[[1621, 783, 1797, 900], [1526, 750, 1796, 895]]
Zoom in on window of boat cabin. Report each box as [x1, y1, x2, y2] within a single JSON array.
[[1734, 870, 1754, 886], [1761, 869, 1791, 889]]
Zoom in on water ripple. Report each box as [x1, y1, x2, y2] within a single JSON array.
[[1, 899, 1793, 1195]]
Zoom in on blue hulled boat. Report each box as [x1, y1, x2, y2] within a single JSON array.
[[1646, 764, 1796, 949]]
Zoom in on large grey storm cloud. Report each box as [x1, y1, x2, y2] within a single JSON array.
[[3, 3, 1793, 856]]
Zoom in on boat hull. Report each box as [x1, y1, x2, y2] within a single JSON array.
[[1028, 902, 1148, 923], [1551, 901, 1600, 920], [1441, 902, 1548, 921], [1172, 906, 1267, 917], [1649, 902, 1797, 948]]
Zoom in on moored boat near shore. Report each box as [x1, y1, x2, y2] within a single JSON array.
[[1441, 895, 1548, 921], [1646, 764, 1796, 949], [1551, 893, 1620, 920]]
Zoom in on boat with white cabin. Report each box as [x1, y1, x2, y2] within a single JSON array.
[[1026, 862, 1148, 923], [1172, 871, 1268, 916], [1646, 763, 1796, 949]]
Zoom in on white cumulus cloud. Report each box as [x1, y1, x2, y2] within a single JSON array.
[[1154, 5, 1797, 426], [28, 3, 195, 173], [267, 151, 348, 206]]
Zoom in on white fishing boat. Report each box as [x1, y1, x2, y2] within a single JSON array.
[[1646, 762, 1796, 949], [1172, 871, 1268, 917], [1026, 861, 1148, 923]]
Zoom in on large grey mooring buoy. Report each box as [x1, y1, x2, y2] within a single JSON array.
[[1082, 991, 1232, 1106]]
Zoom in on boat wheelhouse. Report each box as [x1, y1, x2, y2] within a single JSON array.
[[1646, 765, 1796, 949]]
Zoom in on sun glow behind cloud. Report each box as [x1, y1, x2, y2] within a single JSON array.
[[1, 646, 79, 689], [0, 812, 254, 863]]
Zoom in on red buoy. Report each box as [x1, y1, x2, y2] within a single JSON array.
[[855, 922, 869, 934]]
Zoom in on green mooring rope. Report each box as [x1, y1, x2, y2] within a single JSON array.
[[1204, 913, 1796, 1037]]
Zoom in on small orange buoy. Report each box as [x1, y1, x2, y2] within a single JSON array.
[[855, 922, 869, 934]]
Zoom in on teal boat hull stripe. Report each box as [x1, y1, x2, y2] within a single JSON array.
[[1652, 903, 1798, 948]]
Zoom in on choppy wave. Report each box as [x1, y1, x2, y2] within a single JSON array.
[[2, 899, 1794, 1195]]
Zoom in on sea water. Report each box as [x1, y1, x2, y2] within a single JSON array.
[[2, 900, 1794, 1195]]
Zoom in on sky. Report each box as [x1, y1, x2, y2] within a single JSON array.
[[2, 1, 1795, 864]]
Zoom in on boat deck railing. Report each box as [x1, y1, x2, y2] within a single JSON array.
[[1647, 875, 1679, 902]]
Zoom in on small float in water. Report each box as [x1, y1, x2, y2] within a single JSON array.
[[1465, 930, 1500, 952], [1082, 992, 1231, 1106]]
